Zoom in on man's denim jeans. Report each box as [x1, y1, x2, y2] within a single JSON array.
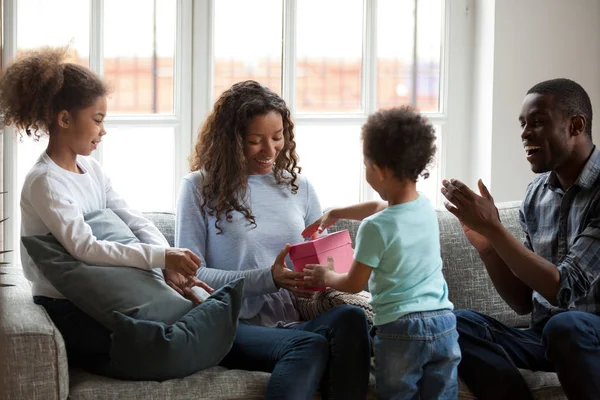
[[373, 309, 461, 400], [455, 309, 600, 400]]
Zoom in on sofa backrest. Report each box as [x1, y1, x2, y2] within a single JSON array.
[[144, 212, 176, 247], [145, 201, 531, 328], [435, 201, 530, 328]]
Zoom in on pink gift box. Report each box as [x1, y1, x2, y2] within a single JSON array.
[[289, 230, 354, 291]]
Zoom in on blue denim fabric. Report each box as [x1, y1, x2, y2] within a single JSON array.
[[33, 296, 112, 372], [455, 309, 600, 400], [373, 309, 460, 400], [220, 304, 371, 400]]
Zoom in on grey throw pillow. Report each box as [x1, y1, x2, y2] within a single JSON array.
[[105, 278, 244, 381], [22, 209, 198, 330], [21, 208, 243, 381]]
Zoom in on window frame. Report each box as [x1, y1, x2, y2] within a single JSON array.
[[2, 0, 193, 262], [2, 0, 472, 261], [193, 0, 471, 208]]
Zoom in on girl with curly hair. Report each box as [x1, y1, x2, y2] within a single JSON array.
[[173, 80, 371, 399], [0, 47, 209, 371], [303, 106, 461, 399]]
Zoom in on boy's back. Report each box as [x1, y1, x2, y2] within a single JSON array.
[[354, 194, 453, 326]]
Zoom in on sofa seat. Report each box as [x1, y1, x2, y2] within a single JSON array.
[[69, 366, 380, 399], [457, 370, 563, 399], [68, 362, 563, 400]]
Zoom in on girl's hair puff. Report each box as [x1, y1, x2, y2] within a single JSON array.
[[0, 46, 107, 139]]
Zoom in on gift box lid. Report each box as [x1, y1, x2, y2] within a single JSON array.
[[289, 230, 352, 260]]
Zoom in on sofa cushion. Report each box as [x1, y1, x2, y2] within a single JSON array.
[[69, 366, 272, 400], [69, 366, 379, 400], [143, 212, 176, 247]]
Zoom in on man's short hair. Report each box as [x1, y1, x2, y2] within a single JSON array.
[[527, 78, 593, 137]]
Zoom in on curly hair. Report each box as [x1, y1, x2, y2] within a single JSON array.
[[190, 80, 301, 234], [362, 106, 436, 182], [0, 46, 107, 139]]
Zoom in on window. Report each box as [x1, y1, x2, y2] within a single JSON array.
[[212, 0, 283, 99], [104, 0, 176, 114], [207, 0, 449, 210], [3, 0, 192, 260], [3, 0, 470, 261]]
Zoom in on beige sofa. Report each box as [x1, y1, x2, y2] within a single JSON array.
[[0, 202, 565, 399]]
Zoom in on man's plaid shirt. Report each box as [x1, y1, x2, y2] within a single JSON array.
[[520, 146, 600, 328]]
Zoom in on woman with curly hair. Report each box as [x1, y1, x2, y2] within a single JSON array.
[[303, 106, 461, 399], [0, 47, 208, 371], [173, 80, 371, 400]]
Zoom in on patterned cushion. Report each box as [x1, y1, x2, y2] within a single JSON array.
[[296, 289, 373, 325]]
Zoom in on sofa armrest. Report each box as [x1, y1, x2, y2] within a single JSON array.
[[1, 267, 69, 400]]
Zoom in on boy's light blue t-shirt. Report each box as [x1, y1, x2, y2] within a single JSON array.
[[354, 194, 453, 326]]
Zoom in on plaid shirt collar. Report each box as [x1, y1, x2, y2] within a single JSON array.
[[544, 146, 600, 191]]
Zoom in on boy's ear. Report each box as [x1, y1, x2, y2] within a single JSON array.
[[373, 164, 386, 181], [57, 110, 70, 129]]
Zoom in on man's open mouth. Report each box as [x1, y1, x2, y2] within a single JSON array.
[[524, 145, 541, 157]]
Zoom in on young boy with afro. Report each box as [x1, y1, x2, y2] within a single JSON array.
[[303, 106, 461, 399]]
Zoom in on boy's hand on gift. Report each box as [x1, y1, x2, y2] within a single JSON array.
[[271, 244, 313, 294], [302, 210, 339, 239], [303, 256, 335, 287]]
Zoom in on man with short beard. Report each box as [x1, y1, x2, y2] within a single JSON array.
[[441, 78, 600, 400]]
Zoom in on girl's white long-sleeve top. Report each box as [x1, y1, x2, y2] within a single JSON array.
[[20, 152, 169, 299]]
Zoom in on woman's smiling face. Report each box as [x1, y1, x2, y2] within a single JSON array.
[[243, 110, 285, 175]]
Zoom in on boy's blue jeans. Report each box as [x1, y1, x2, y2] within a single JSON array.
[[373, 309, 461, 400]]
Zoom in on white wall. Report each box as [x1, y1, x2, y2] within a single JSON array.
[[443, 0, 477, 185], [471, 0, 600, 202], [469, 0, 495, 189]]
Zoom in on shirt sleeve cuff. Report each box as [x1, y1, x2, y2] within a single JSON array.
[[555, 258, 587, 308], [261, 266, 279, 293], [151, 247, 167, 270]]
